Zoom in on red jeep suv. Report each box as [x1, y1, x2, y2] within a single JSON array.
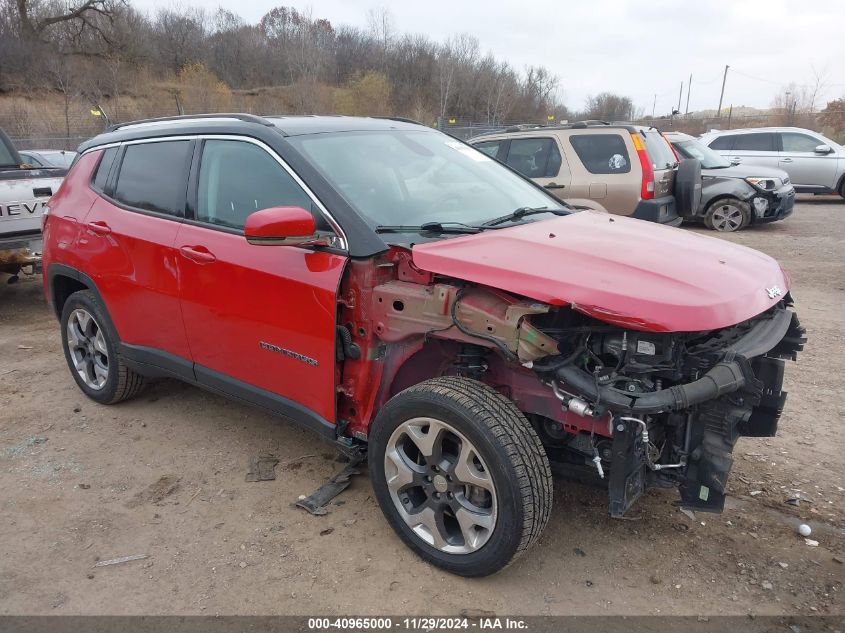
[[43, 114, 805, 576]]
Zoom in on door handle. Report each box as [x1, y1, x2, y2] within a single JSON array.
[[544, 183, 566, 189], [781, 158, 793, 163], [179, 245, 216, 264], [86, 221, 111, 235]]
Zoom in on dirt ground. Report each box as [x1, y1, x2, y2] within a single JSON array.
[[0, 196, 842, 617]]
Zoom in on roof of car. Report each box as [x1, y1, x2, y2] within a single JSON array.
[[471, 120, 654, 141], [78, 114, 430, 153], [663, 131, 695, 141], [701, 126, 816, 136]]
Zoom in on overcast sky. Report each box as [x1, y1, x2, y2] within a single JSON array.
[[132, 0, 845, 114]]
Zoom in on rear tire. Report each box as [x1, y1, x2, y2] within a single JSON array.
[[60, 290, 147, 404], [839, 178, 845, 200], [368, 377, 552, 577], [704, 197, 750, 232]]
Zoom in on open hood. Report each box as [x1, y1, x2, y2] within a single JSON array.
[[411, 211, 789, 332]]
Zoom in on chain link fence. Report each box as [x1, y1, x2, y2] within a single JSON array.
[[3, 99, 844, 151]]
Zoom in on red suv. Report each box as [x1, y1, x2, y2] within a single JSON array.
[[43, 114, 805, 576]]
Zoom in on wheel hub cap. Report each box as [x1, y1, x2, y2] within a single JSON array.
[[384, 417, 498, 554], [66, 308, 109, 390], [712, 203, 743, 231]]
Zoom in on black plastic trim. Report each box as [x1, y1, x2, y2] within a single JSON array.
[[193, 363, 337, 440]]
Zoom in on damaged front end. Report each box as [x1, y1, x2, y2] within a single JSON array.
[[345, 249, 806, 518], [533, 301, 806, 515]]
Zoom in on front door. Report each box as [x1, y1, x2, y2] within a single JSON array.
[[778, 131, 839, 190], [176, 138, 346, 425]]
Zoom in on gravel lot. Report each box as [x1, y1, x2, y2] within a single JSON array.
[[0, 196, 842, 616]]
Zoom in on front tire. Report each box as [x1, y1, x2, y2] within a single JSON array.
[[704, 197, 750, 232], [368, 377, 552, 576], [60, 290, 146, 404]]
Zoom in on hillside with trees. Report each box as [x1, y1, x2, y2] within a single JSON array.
[[0, 0, 568, 140]]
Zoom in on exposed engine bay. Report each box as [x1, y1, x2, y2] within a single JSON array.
[[337, 249, 806, 517]]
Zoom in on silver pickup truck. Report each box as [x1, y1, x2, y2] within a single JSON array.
[[0, 128, 66, 279]]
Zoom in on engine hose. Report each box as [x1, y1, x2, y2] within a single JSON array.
[[555, 360, 748, 414]]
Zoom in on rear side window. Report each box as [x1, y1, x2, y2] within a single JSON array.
[[506, 138, 561, 178], [569, 134, 631, 174], [197, 139, 312, 230], [474, 141, 503, 159], [781, 133, 822, 152], [730, 133, 776, 152], [113, 141, 192, 216], [708, 136, 734, 150], [91, 147, 118, 192]]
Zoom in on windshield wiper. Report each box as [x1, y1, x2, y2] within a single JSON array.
[[375, 221, 483, 235], [480, 206, 569, 227]]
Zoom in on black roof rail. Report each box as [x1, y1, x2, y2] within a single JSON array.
[[570, 120, 612, 128], [373, 115, 425, 126], [107, 113, 274, 132]]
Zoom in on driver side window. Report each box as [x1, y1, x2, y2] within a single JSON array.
[[197, 139, 314, 230]]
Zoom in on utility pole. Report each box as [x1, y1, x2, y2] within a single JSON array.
[[677, 81, 683, 113], [685, 73, 692, 116], [717, 64, 729, 117], [651, 93, 656, 119]]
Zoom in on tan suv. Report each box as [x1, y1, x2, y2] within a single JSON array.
[[470, 121, 701, 225]]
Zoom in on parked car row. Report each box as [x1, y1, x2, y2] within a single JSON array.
[[471, 122, 811, 232]]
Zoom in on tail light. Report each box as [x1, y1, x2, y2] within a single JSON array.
[[41, 200, 51, 231], [631, 132, 654, 200]]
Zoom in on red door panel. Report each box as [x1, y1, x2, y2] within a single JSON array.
[[77, 198, 190, 359], [175, 223, 346, 423]]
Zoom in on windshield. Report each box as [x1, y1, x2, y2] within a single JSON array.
[[288, 130, 565, 228], [672, 138, 731, 169]]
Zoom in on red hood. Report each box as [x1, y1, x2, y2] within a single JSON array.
[[411, 211, 789, 332]]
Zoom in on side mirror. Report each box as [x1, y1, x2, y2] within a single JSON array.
[[814, 144, 833, 154], [244, 206, 326, 246]]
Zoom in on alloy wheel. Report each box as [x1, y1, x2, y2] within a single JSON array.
[[710, 202, 745, 231], [384, 417, 497, 554], [66, 308, 109, 390]]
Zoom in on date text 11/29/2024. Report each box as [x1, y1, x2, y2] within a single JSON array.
[[307, 617, 528, 630]]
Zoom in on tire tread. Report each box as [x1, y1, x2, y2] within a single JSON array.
[[395, 376, 552, 567]]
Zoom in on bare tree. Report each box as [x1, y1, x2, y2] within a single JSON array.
[[583, 92, 634, 121], [15, 0, 122, 46]]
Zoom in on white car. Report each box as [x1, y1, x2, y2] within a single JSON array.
[[0, 130, 66, 277], [699, 127, 845, 198], [19, 149, 77, 170]]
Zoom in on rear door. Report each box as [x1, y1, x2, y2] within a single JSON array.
[[778, 131, 838, 189], [564, 131, 634, 212], [79, 139, 194, 370], [176, 137, 346, 425]]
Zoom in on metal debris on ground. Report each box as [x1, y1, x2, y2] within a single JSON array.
[[94, 554, 149, 567], [786, 494, 812, 506], [295, 452, 365, 516], [245, 455, 280, 482], [679, 508, 696, 521]]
